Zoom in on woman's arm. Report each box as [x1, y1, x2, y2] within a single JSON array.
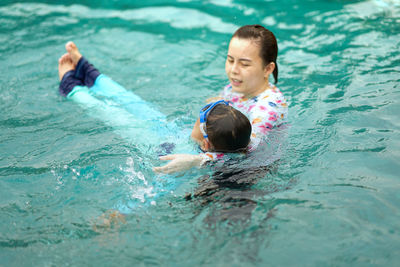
[[152, 154, 205, 174], [206, 96, 223, 103]]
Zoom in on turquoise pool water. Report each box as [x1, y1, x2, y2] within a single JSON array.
[[1, 0, 399, 266]]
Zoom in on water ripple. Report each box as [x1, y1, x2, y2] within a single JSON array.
[[0, 3, 238, 33]]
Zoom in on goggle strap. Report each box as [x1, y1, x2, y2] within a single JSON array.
[[199, 100, 229, 140]]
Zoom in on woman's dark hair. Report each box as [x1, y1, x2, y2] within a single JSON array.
[[232, 24, 279, 83], [206, 105, 251, 152]]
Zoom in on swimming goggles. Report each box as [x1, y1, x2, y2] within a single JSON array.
[[199, 100, 230, 139]]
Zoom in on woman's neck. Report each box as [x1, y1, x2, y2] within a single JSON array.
[[243, 80, 271, 99]]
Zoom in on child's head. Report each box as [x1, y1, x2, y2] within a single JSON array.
[[191, 100, 251, 152]]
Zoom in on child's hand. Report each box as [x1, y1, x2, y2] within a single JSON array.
[[153, 154, 203, 174]]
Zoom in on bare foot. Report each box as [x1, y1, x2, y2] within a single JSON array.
[[58, 53, 74, 81], [65, 41, 82, 66]]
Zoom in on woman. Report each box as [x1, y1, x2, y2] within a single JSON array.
[[155, 24, 288, 174]]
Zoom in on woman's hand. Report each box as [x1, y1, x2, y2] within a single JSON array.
[[206, 96, 223, 103], [153, 154, 204, 174]]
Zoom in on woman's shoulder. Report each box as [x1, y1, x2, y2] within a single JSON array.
[[259, 84, 285, 99], [250, 85, 288, 117], [256, 85, 287, 106]]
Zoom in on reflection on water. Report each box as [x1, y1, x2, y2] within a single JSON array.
[[188, 160, 293, 225]]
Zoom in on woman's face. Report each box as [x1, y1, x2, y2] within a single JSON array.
[[225, 37, 272, 97]]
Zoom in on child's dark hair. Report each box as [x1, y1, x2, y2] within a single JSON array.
[[206, 105, 251, 152], [232, 24, 279, 83]]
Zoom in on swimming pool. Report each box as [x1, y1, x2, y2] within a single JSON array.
[[1, 0, 399, 265]]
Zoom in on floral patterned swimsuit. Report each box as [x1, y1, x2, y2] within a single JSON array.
[[202, 83, 288, 162]]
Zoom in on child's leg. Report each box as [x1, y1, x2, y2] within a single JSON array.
[[60, 48, 190, 156], [59, 56, 177, 149], [91, 75, 166, 121], [70, 56, 165, 121], [70, 57, 181, 145], [59, 71, 84, 96], [65, 42, 168, 122], [67, 86, 164, 145]]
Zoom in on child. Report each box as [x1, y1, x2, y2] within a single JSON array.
[[58, 42, 251, 169]]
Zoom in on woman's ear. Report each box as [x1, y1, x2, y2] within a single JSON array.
[[264, 62, 275, 78]]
